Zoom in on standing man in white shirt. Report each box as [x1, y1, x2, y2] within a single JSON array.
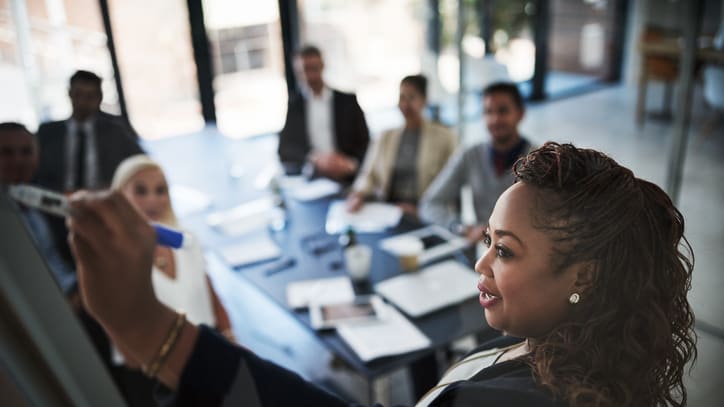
[[277, 46, 369, 182]]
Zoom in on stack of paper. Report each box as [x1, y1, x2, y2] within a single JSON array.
[[286, 276, 356, 309], [325, 201, 402, 234], [337, 302, 430, 362]]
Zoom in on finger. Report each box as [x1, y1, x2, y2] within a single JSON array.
[[70, 190, 154, 250], [67, 192, 115, 256], [67, 230, 104, 318]]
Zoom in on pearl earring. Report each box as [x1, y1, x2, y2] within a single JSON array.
[[568, 293, 580, 304]]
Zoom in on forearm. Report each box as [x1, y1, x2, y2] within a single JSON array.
[[419, 189, 459, 227], [107, 303, 197, 390]]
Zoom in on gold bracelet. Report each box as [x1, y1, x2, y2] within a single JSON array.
[[144, 311, 186, 378]]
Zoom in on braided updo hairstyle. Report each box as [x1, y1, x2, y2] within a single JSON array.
[[512, 142, 696, 406]]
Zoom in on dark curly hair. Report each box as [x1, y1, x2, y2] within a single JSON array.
[[512, 142, 696, 406]]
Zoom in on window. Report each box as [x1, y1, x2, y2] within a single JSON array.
[[203, 0, 287, 138]]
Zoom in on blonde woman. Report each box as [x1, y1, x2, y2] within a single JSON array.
[[347, 75, 457, 216], [111, 155, 232, 339]]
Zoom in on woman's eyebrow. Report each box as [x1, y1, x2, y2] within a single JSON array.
[[494, 229, 525, 248]]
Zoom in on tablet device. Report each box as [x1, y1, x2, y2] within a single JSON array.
[[309, 295, 386, 330], [379, 225, 470, 265]]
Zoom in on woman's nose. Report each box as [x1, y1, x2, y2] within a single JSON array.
[[474, 247, 494, 277]]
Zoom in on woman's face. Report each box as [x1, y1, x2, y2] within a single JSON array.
[[398, 83, 425, 120], [475, 182, 580, 338], [121, 167, 170, 222]]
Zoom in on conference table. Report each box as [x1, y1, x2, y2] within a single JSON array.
[[146, 130, 495, 403]]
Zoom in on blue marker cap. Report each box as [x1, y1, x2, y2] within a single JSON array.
[[153, 223, 185, 249]]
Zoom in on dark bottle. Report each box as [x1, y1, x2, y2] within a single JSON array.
[[338, 226, 358, 248]]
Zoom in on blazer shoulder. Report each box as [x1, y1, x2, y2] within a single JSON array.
[[36, 120, 65, 132], [35, 121, 66, 142], [332, 89, 357, 101], [425, 121, 455, 138]]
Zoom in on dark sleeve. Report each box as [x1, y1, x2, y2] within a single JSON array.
[[156, 325, 353, 407], [115, 123, 145, 157], [277, 93, 310, 173], [345, 93, 369, 166]]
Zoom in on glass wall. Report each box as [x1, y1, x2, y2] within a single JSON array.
[[486, 0, 536, 83], [297, 0, 430, 135], [546, 0, 620, 96], [0, 0, 116, 129], [202, 0, 287, 138], [108, 0, 204, 139]]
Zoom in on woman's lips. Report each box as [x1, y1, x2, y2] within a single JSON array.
[[478, 282, 501, 308]]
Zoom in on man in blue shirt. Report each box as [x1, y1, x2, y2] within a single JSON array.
[[0, 122, 76, 294]]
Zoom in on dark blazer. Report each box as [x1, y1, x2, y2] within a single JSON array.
[[278, 89, 369, 176], [158, 326, 565, 406], [34, 113, 144, 192]]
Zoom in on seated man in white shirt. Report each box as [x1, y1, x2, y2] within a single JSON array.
[[277, 45, 370, 182]]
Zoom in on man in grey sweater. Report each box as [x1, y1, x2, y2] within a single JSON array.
[[420, 82, 534, 242]]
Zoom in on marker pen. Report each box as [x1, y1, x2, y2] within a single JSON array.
[[7, 184, 187, 249]]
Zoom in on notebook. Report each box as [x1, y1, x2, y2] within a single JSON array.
[[374, 260, 480, 317]]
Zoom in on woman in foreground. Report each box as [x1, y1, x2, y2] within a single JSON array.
[[67, 142, 696, 406]]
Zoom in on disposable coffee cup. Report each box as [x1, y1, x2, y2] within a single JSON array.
[[344, 244, 372, 282], [393, 236, 424, 272]]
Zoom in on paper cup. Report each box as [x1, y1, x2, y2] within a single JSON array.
[[392, 236, 424, 272]]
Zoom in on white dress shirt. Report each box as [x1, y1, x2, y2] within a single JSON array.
[[305, 86, 335, 154], [64, 119, 99, 190]]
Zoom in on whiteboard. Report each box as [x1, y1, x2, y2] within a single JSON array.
[[0, 192, 125, 406]]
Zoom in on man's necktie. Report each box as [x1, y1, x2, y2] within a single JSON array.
[[75, 128, 86, 189]]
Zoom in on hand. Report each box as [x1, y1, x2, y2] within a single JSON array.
[[66, 190, 173, 362], [346, 192, 364, 212], [67, 190, 199, 389], [464, 224, 487, 243], [312, 152, 357, 180]]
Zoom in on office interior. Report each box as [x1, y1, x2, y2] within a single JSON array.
[[1, 0, 723, 405]]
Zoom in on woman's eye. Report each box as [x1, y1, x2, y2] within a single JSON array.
[[483, 232, 491, 247], [495, 245, 513, 259]]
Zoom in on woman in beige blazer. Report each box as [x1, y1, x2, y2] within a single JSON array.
[[347, 75, 457, 216]]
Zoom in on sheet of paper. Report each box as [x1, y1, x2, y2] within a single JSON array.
[[286, 276, 356, 309], [169, 185, 212, 217], [287, 178, 341, 202], [217, 234, 281, 268], [206, 198, 279, 237], [325, 200, 402, 234], [336, 302, 431, 362]]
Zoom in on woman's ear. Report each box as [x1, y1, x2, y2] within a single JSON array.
[[571, 262, 597, 296]]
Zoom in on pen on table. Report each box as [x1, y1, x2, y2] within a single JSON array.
[[264, 257, 296, 276], [7, 184, 188, 249]]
